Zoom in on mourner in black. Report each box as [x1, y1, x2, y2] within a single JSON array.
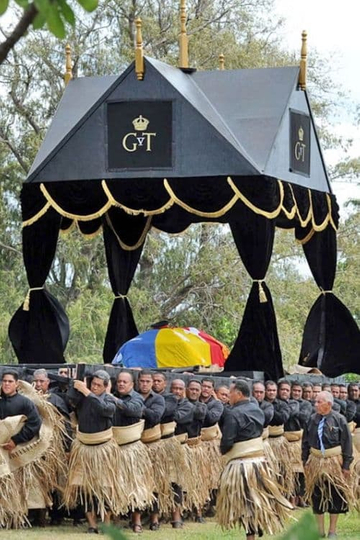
[[112, 370, 144, 426], [0, 370, 41, 449], [302, 391, 353, 539], [220, 387, 264, 455], [252, 381, 274, 427], [64, 371, 119, 534], [217, 380, 292, 540], [200, 378, 224, 427], [265, 380, 291, 426], [137, 370, 165, 429]]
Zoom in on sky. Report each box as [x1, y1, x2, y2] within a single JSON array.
[[274, 0, 360, 210]]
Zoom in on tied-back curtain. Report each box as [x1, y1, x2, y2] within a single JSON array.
[[226, 210, 284, 380], [8, 207, 69, 363], [102, 209, 148, 363], [299, 226, 360, 376]]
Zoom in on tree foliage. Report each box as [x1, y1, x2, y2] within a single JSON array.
[[0, 0, 359, 367]]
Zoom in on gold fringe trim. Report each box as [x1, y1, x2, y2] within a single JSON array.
[[228, 177, 284, 219], [164, 179, 239, 218], [304, 453, 356, 512], [105, 212, 152, 251], [216, 457, 293, 533], [60, 219, 76, 235], [78, 224, 103, 239], [102, 180, 174, 216], [297, 227, 315, 245], [41, 183, 113, 221], [22, 202, 52, 228], [22, 178, 338, 236]]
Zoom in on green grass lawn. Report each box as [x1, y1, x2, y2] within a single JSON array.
[[0, 511, 358, 539]]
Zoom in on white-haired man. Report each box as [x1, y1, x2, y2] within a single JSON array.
[[302, 390, 354, 539]]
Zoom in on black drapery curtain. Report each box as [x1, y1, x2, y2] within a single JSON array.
[[225, 208, 284, 380], [102, 208, 148, 363], [8, 207, 69, 363], [299, 226, 360, 376]]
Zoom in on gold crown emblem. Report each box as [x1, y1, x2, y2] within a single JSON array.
[[132, 115, 149, 131], [298, 126, 304, 142]]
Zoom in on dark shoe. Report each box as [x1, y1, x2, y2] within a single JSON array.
[[87, 527, 99, 534], [149, 522, 160, 531], [73, 520, 83, 527], [195, 516, 206, 523], [132, 524, 143, 534], [171, 521, 183, 529]]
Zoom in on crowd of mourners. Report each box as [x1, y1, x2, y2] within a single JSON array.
[[0, 367, 359, 539]]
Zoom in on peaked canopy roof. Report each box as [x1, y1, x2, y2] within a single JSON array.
[[26, 57, 331, 193]]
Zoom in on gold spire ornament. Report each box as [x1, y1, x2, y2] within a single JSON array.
[[135, 18, 144, 81], [299, 30, 307, 90], [219, 53, 225, 70], [179, 0, 189, 68], [64, 44, 73, 86]]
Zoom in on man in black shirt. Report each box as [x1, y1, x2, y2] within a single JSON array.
[[64, 370, 121, 534], [112, 370, 144, 427], [132, 370, 165, 533], [348, 383, 360, 452], [264, 380, 293, 497], [0, 371, 42, 528], [217, 380, 291, 540], [302, 391, 354, 539], [111, 370, 154, 518], [0, 371, 41, 449]]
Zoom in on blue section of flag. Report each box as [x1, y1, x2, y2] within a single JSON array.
[[112, 330, 158, 368]]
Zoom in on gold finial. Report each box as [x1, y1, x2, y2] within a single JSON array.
[[299, 30, 307, 90], [219, 53, 225, 71], [64, 44, 73, 86], [179, 0, 189, 68], [135, 18, 144, 81]]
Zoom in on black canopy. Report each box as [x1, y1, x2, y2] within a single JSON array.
[[9, 57, 360, 378]]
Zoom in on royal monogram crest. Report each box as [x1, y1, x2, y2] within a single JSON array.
[[289, 110, 310, 176], [132, 115, 150, 131], [122, 115, 156, 153], [295, 125, 306, 162], [107, 101, 172, 169]]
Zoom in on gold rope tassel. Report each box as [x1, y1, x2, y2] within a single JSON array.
[[116, 440, 155, 513], [23, 286, 45, 311], [254, 280, 267, 303], [268, 435, 296, 497], [304, 454, 356, 512], [64, 438, 124, 520], [216, 457, 293, 533]]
